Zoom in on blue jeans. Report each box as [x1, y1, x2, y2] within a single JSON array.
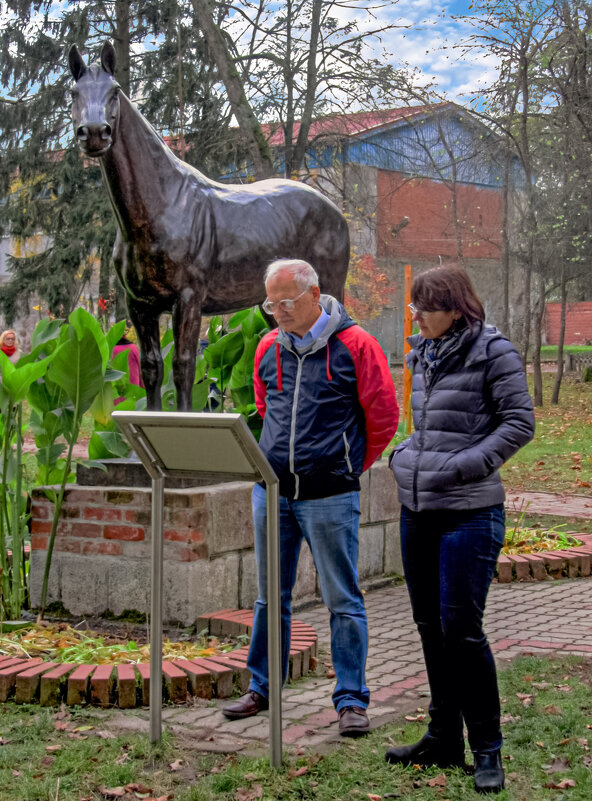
[[401, 503, 505, 753], [248, 483, 369, 711]]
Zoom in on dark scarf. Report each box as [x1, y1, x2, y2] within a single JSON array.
[[418, 322, 478, 386]]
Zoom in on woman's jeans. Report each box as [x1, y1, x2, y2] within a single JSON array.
[[401, 503, 505, 753], [248, 483, 369, 712]]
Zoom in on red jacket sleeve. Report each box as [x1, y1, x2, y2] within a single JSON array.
[[253, 331, 278, 419], [337, 327, 399, 472]]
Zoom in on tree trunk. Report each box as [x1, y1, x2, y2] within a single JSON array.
[[551, 264, 567, 404], [501, 152, 511, 335], [291, 0, 323, 173], [113, 0, 131, 319], [532, 274, 546, 406], [192, 0, 274, 179], [113, 0, 131, 95]]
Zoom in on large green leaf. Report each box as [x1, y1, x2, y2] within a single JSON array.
[[31, 318, 64, 349], [88, 430, 131, 460], [204, 330, 244, 369], [48, 327, 105, 415], [191, 379, 210, 411], [0, 353, 49, 404], [106, 319, 127, 353], [28, 376, 66, 415], [228, 307, 269, 338], [228, 335, 259, 392], [89, 383, 115, 426], [207, 316, 224, 344], [69, 307, 110, 373]]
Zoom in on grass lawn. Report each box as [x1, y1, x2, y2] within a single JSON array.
[[0, 654, 591, 800], [539, 345, 592, 359], [501, 374, 592, 495]]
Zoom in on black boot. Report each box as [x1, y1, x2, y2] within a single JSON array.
[[473, 751, 505, 794], [385, 733, 465, 768]]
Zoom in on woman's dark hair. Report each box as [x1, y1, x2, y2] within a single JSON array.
[[411, 265, 485, 325]]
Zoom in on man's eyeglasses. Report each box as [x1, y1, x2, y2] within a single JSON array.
[[263, 288, 309, 314]]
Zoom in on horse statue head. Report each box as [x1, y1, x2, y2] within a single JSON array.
[[69, 42, 120, 158]]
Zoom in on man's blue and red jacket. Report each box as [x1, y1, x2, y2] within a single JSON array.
[[254, 296, 399, 500]]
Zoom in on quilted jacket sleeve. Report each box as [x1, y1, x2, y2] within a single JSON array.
[[454, 338, 535, 483]]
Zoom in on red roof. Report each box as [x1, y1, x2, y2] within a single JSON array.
[[261, 104, 453, 146]]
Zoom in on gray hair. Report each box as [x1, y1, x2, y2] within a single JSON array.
[[264, 259, 319, 291]]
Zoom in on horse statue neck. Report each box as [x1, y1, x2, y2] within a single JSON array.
[[100, 92, 210, 234]]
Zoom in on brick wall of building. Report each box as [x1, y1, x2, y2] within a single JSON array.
[[376, 170, 503, 261], [544, 302, 592, 345]]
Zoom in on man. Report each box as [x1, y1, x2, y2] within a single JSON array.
[[223, 259, 399, 735]]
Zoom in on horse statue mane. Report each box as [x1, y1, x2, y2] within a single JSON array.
[[69, 41, 350, 410]]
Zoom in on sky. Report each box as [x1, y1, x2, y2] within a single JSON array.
[[353, 0, 500, 104]]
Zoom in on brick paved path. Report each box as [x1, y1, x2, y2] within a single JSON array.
[[505, 491, 592, 519], [108, 577, 592, 756]]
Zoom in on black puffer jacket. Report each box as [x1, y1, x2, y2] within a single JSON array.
[[391, 323, 535, 511]]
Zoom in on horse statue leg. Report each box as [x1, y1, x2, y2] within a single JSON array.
[[128, 301, 164, 411], [172, 291, 203, 412]]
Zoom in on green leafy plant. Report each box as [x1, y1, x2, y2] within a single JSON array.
[[0, 352, 50, 620], [27, 309, 116, 619], [504, 502, 582, 554]]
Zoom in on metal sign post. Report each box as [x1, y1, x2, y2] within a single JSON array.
[[113, 411, 283, 766]]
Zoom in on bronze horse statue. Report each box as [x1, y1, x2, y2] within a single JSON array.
[[68, 42, 349, 410]]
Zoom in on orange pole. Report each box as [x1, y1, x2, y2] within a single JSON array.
[[403, 265, 413, 431]]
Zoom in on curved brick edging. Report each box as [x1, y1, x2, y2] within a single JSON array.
[[496, 534, 592, 583], [0, 610, 317, 708]]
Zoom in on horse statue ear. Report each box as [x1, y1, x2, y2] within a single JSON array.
[[101, 41, 116, 76], [68, 44, 86, 81]]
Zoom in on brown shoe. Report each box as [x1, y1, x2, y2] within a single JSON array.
[[338, 706, 370, 737], [223, 691, 269, 720]]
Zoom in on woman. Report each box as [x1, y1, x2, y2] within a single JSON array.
[[387, 265, 534, 794], [0, 329, 21, 364], [112, 330, 144, 404]]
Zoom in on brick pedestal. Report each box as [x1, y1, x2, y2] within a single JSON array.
[[29, 460, 401, 625]]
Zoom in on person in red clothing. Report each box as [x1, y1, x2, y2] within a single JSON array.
[[0, 329, 21, 365], [223, 258, 399, 736], [112, 332, 144, 404]]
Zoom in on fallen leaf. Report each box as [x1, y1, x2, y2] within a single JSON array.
[[544, 705, 563, 715], [367, 794, 382, 801], [0, 738, 11, 746], [532, 682, 550, 690], [74, 725, 95, 732], [54, 704, 70, 720], [500, 714, 521, 725], [41, 756, 56, 767], [95, 729, 117, 739], [235, 784, 263, 801], [125, 783, 152, 794], [325, 668, 336, 678], [54, 721, 69, 731], [543, 757, 571, 774], [427, 774, 447, 787], [115, 752, 129, 765], [288, 766, 308, 778], [543, 779, 576, 789], [45, 744, 62, 752], [536, 741, 545, 748], [11, 770, 21, 777], [243, 773, 258, 781], [169, 759, 183, 771], [404, 714, 425, 722], [99, 788, 126, 799]]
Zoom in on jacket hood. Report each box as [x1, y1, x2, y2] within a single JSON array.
[[275, 294, 355, 353]]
